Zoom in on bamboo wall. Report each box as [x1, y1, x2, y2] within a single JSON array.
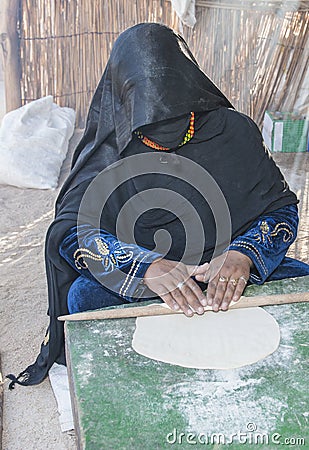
[[19, 0, 179, 127], [14, 1, 309, 127], [190, 1, 309, 125]]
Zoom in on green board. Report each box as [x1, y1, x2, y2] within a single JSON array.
[[65, 277, 309, 449]]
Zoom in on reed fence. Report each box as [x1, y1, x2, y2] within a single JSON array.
[[1, 0, 308, 127]]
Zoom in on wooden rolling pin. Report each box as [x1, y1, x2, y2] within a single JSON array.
[[58, 291, 309, 322]]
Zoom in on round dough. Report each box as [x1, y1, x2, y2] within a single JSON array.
[[132, 307, 280, 369]]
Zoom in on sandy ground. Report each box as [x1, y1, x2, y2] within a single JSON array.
[[0, 132, 82, 450], [0, 120, 308, 449]]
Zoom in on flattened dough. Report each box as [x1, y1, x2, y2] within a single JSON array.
[[132, 307, 280, 369]]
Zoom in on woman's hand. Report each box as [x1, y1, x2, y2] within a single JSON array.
[[144, 258, 207, 317], [194, 250, 253, 312]]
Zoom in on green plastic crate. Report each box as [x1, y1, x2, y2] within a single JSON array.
[[262, 110, 309, 152]]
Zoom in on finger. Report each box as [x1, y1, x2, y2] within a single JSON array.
[[170, 288, 194, 317], [206, 276, 220, 307], [178, 281, 205, 314], [220, 278, 238, 310], [191, 262, 210, 276], [220, 272, 249, 309], [196, 265, 220, 284], [232, 276, 248, 302], [161, 293, 181, 311], [194, 273, 209, 282], [211, 276, 229, 312], [185, 278, 207, 307]]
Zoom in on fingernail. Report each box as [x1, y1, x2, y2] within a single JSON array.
[[187, 309, 193, 316], [173, 303, 180, 310], [207, 298, 213, 306], [221, 302, 228, 310], [197, 307, 204, 314], [201, 298, 207, 306]]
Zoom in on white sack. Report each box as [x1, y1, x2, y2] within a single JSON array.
[[49, 363, 74, 432], [171, 0, 196, 28], [0, 96, 75, 189]]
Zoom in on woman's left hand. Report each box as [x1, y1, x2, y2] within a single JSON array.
[[194, 250, 253, 312]]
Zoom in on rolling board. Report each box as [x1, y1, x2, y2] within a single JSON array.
[[65, 276, 309, 449]]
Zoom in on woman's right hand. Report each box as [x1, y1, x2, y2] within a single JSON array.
[[144, 258, 207, 317]]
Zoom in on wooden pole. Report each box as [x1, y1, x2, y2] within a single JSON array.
[[0, 0, 22, 113], [58, 291, 309, 322]]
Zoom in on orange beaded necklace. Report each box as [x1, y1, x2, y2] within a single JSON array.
[[135, 112, 195, 151]]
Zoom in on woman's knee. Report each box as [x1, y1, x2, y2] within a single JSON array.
[[68, 276, 127, 313]]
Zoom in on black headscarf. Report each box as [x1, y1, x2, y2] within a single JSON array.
[[8, 23, 297, 388]]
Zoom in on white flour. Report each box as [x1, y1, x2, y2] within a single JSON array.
[[161, 303, 307, 438]]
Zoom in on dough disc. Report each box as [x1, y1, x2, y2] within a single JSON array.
[[132, 307, 280, 369]]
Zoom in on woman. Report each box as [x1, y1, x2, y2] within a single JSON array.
[[8, 23, 309, 388]]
